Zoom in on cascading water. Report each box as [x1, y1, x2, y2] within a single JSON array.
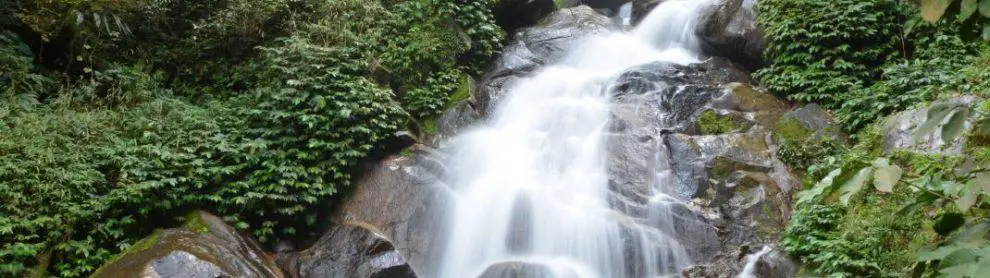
[[436, 1, 712, 277]]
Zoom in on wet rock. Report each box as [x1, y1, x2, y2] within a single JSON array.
[[92, 211, 282, 278], [334, 145, 451, 276], [428, 77, 483, 147], [749, 247, 799, 278], [494, 0, 557, 35], [582, 0, 631, 9], [695, 0, 766, 70], [477, 261, 559, 278], [477, 6, 618, 115], [780, 104, 845, 142], [601, 56, 795, 274], [292, 224, 415, 278], [883, 96, 982, 155]]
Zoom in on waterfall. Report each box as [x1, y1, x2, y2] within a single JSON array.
[[738, 246, 772, 278], [435, 1, 712, 277]]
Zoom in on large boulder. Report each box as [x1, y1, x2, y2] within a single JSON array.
[[883, 96, 983, 155], [779, 104, 846, 143], [475, 5, 618, 115], [694, 0, 766, 70], [476, 261, 560, 278], [274, 145, 446, 278], [284, 224, 415, 278], [92, 211, 283, 278], [333, 145, 450, 276]]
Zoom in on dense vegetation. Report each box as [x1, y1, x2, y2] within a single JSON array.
[[759, 0, 990, 277], [0, 0, 503, 276]]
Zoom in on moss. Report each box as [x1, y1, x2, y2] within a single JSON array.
[[697, 110, 744, 135], [421, 118, 438, 135], [553, 0, 565, 9], [446, 74, 471, 109], [182, 211, 210, 234], [89, 231, 161, 277], [774, 117, 811, 143]]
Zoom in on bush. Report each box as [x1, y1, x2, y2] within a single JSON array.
[[756, 0, 906, 105], [0, 0, 507, 276]]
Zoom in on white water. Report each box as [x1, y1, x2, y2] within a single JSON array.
[[436, 1, 711, 277], [738, 246, 772, 278]]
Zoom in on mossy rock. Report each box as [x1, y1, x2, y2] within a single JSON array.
[[697, 109, 747, 135], [90, 211, 282, 278]]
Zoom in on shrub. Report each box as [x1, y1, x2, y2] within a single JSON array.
[[756, 0, 906, 105]]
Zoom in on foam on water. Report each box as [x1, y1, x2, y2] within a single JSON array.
[[435, 1, 712, 277]]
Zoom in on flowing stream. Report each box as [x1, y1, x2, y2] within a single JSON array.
[[436, 1, 712, 277]]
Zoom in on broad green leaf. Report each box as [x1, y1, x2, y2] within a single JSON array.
[[872, 158, 903, 193], [951, 222, 990, 244], [942, 181, 967, 196], [981, 0, 990, 17], [918, 245, 963, 261], [921, 0, 953, 22], [837, 167, 874, 206], [942, 247, 981, 267], [939, 262, 978, 277], [984, 24, 990, 40], [956, 182, 981, 213], [962, 0, 979, 21], [797, 168, 842, 204], [941, 108, 970, 144]]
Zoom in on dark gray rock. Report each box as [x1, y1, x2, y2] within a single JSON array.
[[601, 57, 795, 275], [430, 99, 483, 147], [92, 211, 283, 278], [477, 261, 560, 278], [476, 6, 618, 115], [883, 96, 983, 155], [292, 224, 415, 278], [781, 104, 846, 142], [333, 145, 451, 277], [695, 0, 766, 70], [495, 0, 557, 34], [749, 247, 799, 278]]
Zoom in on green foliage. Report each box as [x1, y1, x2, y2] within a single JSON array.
[[756, 0, 906, 105], [757, 0, 985, 134], [787, 102, 990, 277], [0, 0, 507, 276], [920, 0, 990, 39], [0, 31, 51, 109], [774, 117, 843, 171], [404, 69, 463, 118]]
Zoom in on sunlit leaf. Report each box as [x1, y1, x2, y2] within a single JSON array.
[[921, 0, 952, 22], [872, 158, 902, 193], [918, 245, 963, 261], [837, 167, 874, 206], [981, 0, 990, 17], [962, 0, 979, 21], [955, 181, 980, 213], [797, 168, 842, 204]]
